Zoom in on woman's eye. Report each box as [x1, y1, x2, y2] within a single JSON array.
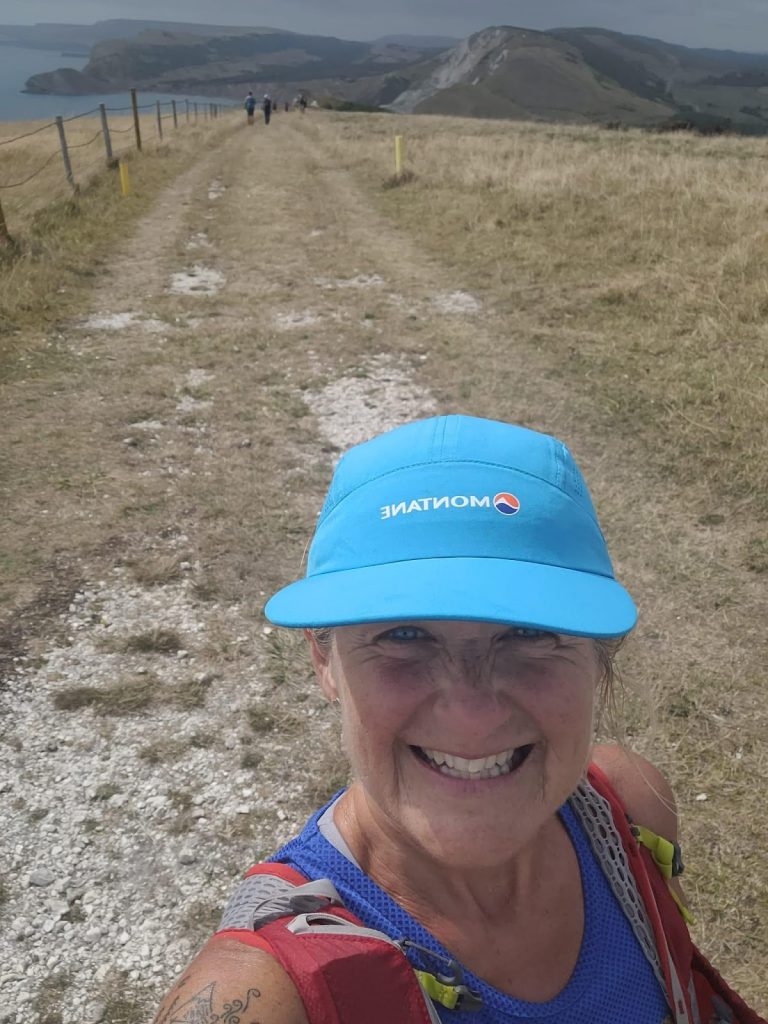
[[504, 627, 552, 641], [378, 626, 430, 643]]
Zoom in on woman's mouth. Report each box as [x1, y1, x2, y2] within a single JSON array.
[[410, 744, 534, 781]]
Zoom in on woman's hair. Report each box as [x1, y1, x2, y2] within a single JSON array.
[[311, 627, 334, 651]]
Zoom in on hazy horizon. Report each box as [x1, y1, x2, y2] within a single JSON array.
[[0, 0, 767, 53]]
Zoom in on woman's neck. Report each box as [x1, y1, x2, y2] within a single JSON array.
[[332, 783, 572, 928]]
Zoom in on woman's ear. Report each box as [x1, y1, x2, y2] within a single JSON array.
[[305, 628, 339, 703]]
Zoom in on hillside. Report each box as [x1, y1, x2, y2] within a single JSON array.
[[23, 27, 442, 103], [373, 34, 459, 48], [388, 27, 674, 124], [0, 19, 274, 54], [552, 27, 768, 130], [389, 25, 768, 129]]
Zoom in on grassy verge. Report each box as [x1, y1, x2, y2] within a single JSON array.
[[0, 113, 240, 617], [0, 115, 238, 368], [316, 113, 768, 521]]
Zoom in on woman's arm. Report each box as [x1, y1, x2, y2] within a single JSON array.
[[153, 937, 309, 1024], [591, 742, 679, 839], [591, 742, 688, 906]]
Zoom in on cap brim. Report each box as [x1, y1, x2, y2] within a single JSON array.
[[265, 557, 636, 638]]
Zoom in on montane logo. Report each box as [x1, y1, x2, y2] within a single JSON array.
[[380, 493, 520, 520]]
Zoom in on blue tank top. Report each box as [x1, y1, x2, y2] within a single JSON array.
[[271, 794, 671, 1023]]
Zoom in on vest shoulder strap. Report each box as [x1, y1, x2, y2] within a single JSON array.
[[216, 864, 443, 1023], [587, 764, 766, 1024]]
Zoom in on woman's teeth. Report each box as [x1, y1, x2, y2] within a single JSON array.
[[417, 745, 531, 780]]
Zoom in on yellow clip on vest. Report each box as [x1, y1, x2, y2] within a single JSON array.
[[634, 825, 695, 925]]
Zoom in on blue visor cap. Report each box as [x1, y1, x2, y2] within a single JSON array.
[[265, 416, 637, 637]]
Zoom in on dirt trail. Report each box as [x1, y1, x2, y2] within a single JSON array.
[[1, 114, 765, 1019]]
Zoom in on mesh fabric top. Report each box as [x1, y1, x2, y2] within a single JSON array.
[[271, 794, 671, 1023]]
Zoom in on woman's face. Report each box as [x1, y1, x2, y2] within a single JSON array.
[[309, 620, 601, 869]]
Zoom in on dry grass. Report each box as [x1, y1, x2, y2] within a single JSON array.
[[34, 971, 72, 1024], [52, 673, 212, 715], [120, 628, 184, 655], [246, 702, 303, 736], [138, 732, 215, 765], [127, 553, 185, 587], [53, 678, 155, 715], [99, 973, 152, 1024], [320, 114, 768, 517], [261, 627, 313, 691]]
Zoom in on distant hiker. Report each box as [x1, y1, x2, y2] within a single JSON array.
[[244, 91, 256, 125], [263, 94, 273, 125], [285, 101, 290, 113], [299, 94, 307, 114]]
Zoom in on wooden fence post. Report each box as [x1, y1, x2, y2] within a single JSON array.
[[156, 101, 163, 139], [131, 89, 142, 151], [185, 99, 190, 123], [194, 102, 199, 122], [0, 197, 16, 254], [55, 116, 76, 191], [99, 103, 114, 165], [172, 100, 178, 129]]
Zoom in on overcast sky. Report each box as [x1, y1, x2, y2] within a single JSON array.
[[0, 0, 766, 52]]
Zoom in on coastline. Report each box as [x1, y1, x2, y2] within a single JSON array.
[[0, 45, 237, 123]]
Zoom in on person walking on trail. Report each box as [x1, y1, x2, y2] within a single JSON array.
[[298, 93, 308, 113], [263, 94, 273, 125], [153, 414, 765, 1024], [244, 91, 256, 125]]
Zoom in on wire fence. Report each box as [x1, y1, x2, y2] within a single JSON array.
[[0, 120, 57, 147], [0, 90, 239, 242], [67, 129, 104, 151]]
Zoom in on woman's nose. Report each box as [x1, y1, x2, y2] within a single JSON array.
[[430, 657, 516, 732], [431, 690, 515, 748]]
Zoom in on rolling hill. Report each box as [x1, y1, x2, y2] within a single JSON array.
[[388, 27, 674, 124], [0, 19, 276, 54], [551, 27, 768, 130], [22, 25, 444, 104]]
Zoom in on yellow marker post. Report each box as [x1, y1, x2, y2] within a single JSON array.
[[119, 160, 132, 197], [395, 135, 404, 176]]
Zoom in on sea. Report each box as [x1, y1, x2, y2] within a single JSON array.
[[0, 45, 234, 123]]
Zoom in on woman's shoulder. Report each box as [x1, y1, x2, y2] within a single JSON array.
[[590, 742, 679, 842], [153, 936, 308, 1024]]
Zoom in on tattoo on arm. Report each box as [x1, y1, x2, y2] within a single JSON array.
[[156, 983, 262, 1024]]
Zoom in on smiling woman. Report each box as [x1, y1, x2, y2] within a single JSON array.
[[153, 416, 765, 1024]]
